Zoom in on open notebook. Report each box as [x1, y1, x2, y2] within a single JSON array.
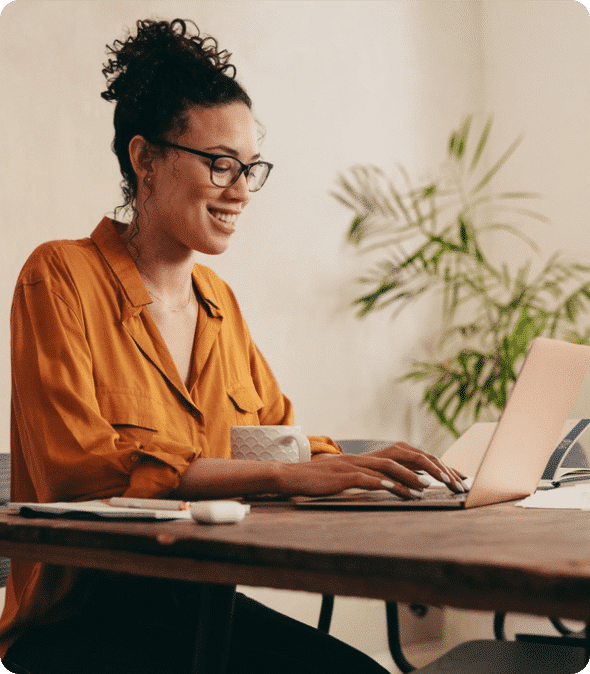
[[293, 337, 590, 510]]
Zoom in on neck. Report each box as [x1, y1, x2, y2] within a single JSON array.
[[123, 215, 197, 302], [135, 256, 196, 308]]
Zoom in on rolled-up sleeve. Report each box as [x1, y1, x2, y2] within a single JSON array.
[[11, 271, 192, 502]]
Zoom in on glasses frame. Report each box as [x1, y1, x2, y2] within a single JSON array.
[[148, 138, 273, 192]]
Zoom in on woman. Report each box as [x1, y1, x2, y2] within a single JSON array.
[[1, 19, 465, 674]]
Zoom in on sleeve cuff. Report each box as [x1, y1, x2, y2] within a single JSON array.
[[123, 460, 181, 499], [309, 436, 343, 456]]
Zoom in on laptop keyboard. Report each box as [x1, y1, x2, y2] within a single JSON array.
[[420, 489, 467, 502], [313, 488, 467, 503]]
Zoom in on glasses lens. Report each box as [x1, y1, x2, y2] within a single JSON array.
[[210, 157, 242, 188], [210, 157, 272, 192], [247, 163, 271, 192]]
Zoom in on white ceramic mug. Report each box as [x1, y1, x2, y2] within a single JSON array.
[[230, 425, 311, 463]]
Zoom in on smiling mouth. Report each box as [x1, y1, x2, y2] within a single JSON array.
[[208, 208, 239, 231]]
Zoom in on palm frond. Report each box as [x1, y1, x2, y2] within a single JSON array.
[[334, 115, 590, 436]]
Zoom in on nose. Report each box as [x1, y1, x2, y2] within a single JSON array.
[[224, 171, 251, 205]]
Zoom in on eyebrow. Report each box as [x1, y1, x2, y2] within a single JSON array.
[[205, 145, 261, 162]]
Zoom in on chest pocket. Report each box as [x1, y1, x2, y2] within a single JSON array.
[[97, 388, 164, 428], [96, 388, 167, 450], [227, 380, 264, 425]]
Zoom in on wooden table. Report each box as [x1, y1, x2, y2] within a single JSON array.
[[1, 501, 590, 671]]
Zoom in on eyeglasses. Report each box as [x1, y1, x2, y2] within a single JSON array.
[[149, 139, 273, 192]]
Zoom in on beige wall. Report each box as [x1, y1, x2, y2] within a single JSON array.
[[1, 1, 588, 455], [0, 2, 588, 666]]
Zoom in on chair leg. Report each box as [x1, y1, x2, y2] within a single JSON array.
[[494, 612, 507, 640], [550, 617, 580, 636], [385, 602, 416, 673], [318, 594, 335, 633]]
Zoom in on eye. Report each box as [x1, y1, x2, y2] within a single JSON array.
[[211, 157, 236, 174]]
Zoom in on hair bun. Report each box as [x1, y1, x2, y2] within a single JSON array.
[[101, 19, 235, 105]]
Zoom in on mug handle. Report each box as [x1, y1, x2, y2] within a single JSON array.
[[280, 431, 311, 462]]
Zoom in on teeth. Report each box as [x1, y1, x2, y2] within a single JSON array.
[[210, 209, 238, 224]]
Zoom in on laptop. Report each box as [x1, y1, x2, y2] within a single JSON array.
[[293, 337, 590, 510]]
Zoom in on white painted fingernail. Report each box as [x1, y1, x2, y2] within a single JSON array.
[[381, 480, 395, 489], [453, 480, 465, 492], [439, 472, 452, 484], [461, 479, 470, 490], [418, 475, 432, 487], [409, 489, 423, 499]]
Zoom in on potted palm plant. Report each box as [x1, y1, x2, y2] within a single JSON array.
[[334, 116, 590, 439]]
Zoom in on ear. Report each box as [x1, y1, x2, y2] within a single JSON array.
[[128, 135, 155, 185]]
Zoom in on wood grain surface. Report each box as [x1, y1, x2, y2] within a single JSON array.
[[0, 502, 589, 620]]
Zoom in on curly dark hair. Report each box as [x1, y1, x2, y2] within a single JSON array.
[[101, 18, 252, 212]]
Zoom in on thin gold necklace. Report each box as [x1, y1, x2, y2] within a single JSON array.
[[138, 268, 194, 313], [147, 287, 193, 313]]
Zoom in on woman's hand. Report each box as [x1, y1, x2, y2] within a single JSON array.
[[174, 442, 466, 501], [276, 442, 467, 500]]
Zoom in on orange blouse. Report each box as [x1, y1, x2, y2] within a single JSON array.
[[0, 216, 340, 656]]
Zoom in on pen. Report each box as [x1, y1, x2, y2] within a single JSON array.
[[108, 497, 191, 511]]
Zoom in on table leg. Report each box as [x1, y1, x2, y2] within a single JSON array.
[[191, 584, 236, 674]]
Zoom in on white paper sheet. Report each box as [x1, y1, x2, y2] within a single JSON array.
[[517, 484, 590, 510]]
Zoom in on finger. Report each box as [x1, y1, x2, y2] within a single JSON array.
[[342, 444, 467, 493], [392, 442, 469, 485], [384, 446, 467, 493], [423, 458, 468, 490], [344, 472, 424, 501], [340, 455, 432, 493], [304, 462, 425, 500]]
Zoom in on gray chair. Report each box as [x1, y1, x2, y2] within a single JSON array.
[[405, 639, 588, 673], [385, 598, 589, 673], [318, 440, 590, 673]]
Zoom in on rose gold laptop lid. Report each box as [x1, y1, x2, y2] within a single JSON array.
[[464, 337, 590, 508], [292, 337, 590, 510]]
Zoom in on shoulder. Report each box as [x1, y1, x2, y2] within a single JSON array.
[[13, 236, 113, 316], [16, 237, 96, 287]]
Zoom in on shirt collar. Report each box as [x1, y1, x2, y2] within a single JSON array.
[[90, 217, 151, 308], [191, 269, 222, 319], [90, 217, 223, 318]]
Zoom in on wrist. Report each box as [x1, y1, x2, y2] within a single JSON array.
[[270, 461, 288, 493], [273, 461, 306, 496], [264, 461, 285, 493]]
